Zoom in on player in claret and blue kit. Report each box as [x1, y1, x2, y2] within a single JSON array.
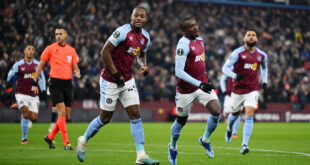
[[168, 16, 221, 165], [76, 6, 159, 165], [222, 28, 268, 155], [7, 44, 46, 144]]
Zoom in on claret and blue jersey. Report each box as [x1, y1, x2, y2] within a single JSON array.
[[7, 59, 46, 97], [222, 46, 268, 94], [101, 23, 150, 82], [175, 36, 208, 94]]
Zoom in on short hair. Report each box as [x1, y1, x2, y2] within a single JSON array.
[[245, 28, 258, 37], [24, 44, 34, 50], [55, 25, 67, 32], [133, 6, 148, 17], [179, 16, 195, 31]]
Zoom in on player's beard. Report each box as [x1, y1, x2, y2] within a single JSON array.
[[246, 41, 256, 48]]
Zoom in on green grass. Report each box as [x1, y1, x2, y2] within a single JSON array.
[[0, 122, 309, 165]]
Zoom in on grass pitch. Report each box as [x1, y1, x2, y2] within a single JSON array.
[[0, 122, 309, 165]]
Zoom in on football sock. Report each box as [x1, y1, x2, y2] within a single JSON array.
[[83, 116, 104, 140], [21, 115, 29, 141], [170, 120, 184, 149], [203, 114, 220, 142], [48, 121, 59, 140], [57, 117, 69, 145], [130, 118, 145, 153], [51, 110, 57, 123], [242, 117, 254, 145], [228, 113, 239, 131], [232, 115, 241, 134]]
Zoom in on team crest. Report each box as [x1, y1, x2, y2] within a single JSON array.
[[67, 56, 72, 63], [177, 49, 184, 56], [140, 38, 145, 45], [177, 107, 183, 112], [106, 98, 112, 104], [113, 31, 120, 38], [242, 55, 246, 59], [257, 56, 262, 61], [21, 67, 25, 71]]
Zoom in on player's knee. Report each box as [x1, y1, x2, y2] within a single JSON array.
[[100, 117, 111, 124], [30, 117, 37, 122], [176, 116, 188, 126]]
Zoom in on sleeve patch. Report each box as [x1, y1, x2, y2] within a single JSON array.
[[113, 31, 120, 38], [177, 49, 184, 56]]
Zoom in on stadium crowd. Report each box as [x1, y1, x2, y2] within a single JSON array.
[[1, 0, 310, 109]]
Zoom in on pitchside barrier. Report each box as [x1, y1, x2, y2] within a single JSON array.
[[0, 101, 309, 122]]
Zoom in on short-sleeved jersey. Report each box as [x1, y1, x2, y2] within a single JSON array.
[[231, 46, 267, 94], [101, 24, 150, 82], [175, 36, 208, 94], [41, 42, 79, 80], [7, 59, 45, 97]]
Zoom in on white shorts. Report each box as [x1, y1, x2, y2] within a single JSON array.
[[99, 77, 140, 111], [175, 89, 218, 116], [15, 94, 39, 113], [230, 91, 259, 113], [223, 94, 232, 114]]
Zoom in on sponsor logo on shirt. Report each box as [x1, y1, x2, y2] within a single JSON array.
[[67, 56, 72, 63], [24, 72, 35, 79], [127, 47, 140, 55], [244, 63, 258, 70], [195, 52, 205, 62]]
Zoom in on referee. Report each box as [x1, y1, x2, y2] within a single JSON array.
[[31, 25, 80, 150]]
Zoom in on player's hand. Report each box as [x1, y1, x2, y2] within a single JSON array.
[[261, 83, 267, 90], [74, 70, 81, 78], [199, 82, 215, 94], [236, 74, 245, 81], [139, 66, 150, 77], [112, 72, 125, 88], [31, 86, 39, 95], [31, 78, 39, 94]]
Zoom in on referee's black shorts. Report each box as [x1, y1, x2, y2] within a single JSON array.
[[49, 78, 73, 107]]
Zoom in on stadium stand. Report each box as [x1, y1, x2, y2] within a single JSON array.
[[1, 0, 309, 110]]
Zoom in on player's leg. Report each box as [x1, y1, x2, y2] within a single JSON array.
[[226, 93, 244, 144], [20, 105, 30, 144], [197, 90, 220, 158], [16, 94, 30, 144], [232, 115, 241, 138], [121, 79, 159, 165], [240, 91, 258, 155], [168, 115, 188, 165], [77, 77, 116, 162], [45, 82, 65, 149], [48, 107, 57, 132], [125, 105, 160, 165], [77, 109, 113, 162]]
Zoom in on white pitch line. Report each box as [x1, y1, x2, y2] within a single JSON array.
[[27, 144, 310, 158], [87, 142, 310, 157]]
